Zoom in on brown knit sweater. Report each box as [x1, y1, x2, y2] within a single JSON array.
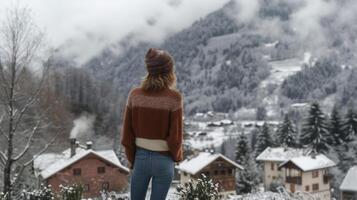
[[120, 87, 183, 169]]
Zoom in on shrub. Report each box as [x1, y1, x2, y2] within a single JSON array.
[[59, 184, 83, 200], [21, 184, 54, 200], [176, 174, 221, 200]]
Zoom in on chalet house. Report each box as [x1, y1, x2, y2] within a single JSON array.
[[340, 166, 357, 200], [176, 152, 243, 199], [256, 147, 306, 190], [33, 139, 129, 198], [278, 154, 336, 200]]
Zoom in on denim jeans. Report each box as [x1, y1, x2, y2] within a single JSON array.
[[130, 147, 174, 200]]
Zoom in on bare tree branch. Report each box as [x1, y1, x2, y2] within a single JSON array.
[[12, 65, 49, 134], [0, 151, 7, 165], [11, 121, 40, 162], [0, 60, 10, 101], [12, 132, 58, 187]]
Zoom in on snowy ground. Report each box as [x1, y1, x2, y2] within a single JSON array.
[[185, 119, 238, 150], [257, 54, 310, 118], [260, 58, 303, 88]]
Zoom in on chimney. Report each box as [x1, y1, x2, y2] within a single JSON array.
[[70, 138, 77, 157], [86, 141, 93, 150], [310, 149, 317, 159]]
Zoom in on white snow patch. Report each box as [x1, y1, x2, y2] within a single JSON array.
[[264, 40, 279, 48], [176, 152, 243, 175], [280, 154, 336, 171], [303, 52, 312, 64], [256, 147, 306, 162]]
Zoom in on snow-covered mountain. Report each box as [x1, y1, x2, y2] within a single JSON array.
[[83, 0, 357, 117]]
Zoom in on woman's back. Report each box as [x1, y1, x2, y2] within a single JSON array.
[[129, 87, 182, 141], [120, 48, 183, 200], [121, 48, 183, 169]]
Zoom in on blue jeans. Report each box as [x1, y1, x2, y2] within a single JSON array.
[[130, 147, 174, 200]]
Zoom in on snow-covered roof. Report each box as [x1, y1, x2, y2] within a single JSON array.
[[33, 147, 129, 179], [291, 103, 308, 108], [176, 152, 243, 175], [279, 154, 336, 172], [340, 166, 357, 192], [256, 147, 306, 162]]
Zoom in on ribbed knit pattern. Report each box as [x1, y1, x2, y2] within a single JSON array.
[[120, 87, 183, 169]]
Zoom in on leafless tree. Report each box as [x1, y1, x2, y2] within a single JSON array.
[[0, 6, 55, 198]]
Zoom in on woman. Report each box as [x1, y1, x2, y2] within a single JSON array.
[[120, 48, 183, 200]]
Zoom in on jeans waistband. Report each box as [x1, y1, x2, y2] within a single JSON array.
[[136, 146, 171, 157]]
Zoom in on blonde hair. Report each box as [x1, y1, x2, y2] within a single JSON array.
[[140, 71, 177, 91]]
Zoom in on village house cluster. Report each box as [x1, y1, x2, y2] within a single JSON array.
[[32, 112, 356, 199]]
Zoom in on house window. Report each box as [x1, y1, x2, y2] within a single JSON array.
[[83, 184, 90, 192], [102, 182, 109, 191], [183, 172, 187, 176], [220, 170, 226, 175], [97, 166, 106, 174], [312, 171, 319, 178], [271, 163, 275, 171], [214, 170, 218, 175], [73, 168, 81, 176], [305, 185, 310, 191], [312, 183, 319, 191], [228, 168, 233, 175]]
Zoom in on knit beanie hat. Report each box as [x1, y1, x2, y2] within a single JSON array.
[[145, 48, 174, 75]]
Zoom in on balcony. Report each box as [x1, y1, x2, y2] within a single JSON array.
[[286, 176, 302, 185]]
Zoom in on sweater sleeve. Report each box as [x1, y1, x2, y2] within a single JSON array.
[[166, 96, 184, 162], [120, 92, 136, 169]]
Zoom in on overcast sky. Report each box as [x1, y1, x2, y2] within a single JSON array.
[[0, 0, 229, 63]]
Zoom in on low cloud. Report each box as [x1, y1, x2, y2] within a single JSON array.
[[0, 0, 230, 64]]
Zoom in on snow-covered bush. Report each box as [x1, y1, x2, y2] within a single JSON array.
[[99, 190, 129, 200], [59, 184, 83, 200], [0, 192, 8, 200], [21, 184, 54, 200], [175, 174, 221, 200]]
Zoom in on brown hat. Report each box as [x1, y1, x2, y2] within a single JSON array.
[[145, 48, 174, 75]]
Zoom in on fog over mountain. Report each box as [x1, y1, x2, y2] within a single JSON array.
[[0, 0, 230, 63], [2, 0, 357, 134], [79, 0, 357, 116]]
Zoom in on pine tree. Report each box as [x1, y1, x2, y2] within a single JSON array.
[[300, 102, 331, 153], [254, 122, 274, 159], [342, 108, 357, 142], [275, 114, 297, 147], [235, 133, 258, 194], [335, 144, 356, 173], [328, 106, 344, 145], [235, 133, 249, 164]]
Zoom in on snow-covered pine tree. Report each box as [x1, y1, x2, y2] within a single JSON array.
[[235, 133, 249, 164], [300, 102, 331, 153], [275, 114, 297, 147], [254, 122, 274, 159], [236, 167, 257, 194], [235, 133, 258, 194], [336, 144, 356, 173], [250, 128, 259, 152], [328, 106, 344, 146], [342, 108, 357, 142]]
